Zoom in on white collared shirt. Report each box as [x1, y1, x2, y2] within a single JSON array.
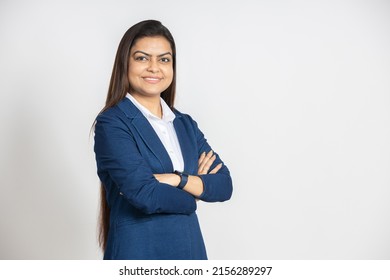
[[126, 93, 184, 172]]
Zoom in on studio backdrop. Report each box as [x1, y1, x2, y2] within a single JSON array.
[[0, 0, 389, 259]]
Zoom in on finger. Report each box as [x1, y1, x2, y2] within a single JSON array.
[[198, 150, 213, 173], [202, 150, 213, 163], [198, 166, 207, 175], [201, 154, 216, 173], [198, 151, 209, 174], [198, 151, 206, 166], [209, 163, 223, 174], [198, 152, 214, 174]]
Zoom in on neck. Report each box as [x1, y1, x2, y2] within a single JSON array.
[[130, 93, 162, 118]]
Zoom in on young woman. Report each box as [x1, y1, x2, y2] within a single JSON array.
[[94, 20, 233, 260]]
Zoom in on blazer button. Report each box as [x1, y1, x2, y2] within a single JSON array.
[[119, 192, 124, 196]]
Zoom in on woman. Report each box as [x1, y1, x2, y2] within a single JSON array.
[[94, 20, 233, 260]]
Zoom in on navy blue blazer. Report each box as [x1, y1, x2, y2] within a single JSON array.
[[94, 98, 233, 260]]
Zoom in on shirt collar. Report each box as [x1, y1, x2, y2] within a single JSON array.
[[126, 93, 175, 123]]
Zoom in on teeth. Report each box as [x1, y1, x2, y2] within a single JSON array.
[[144, 78, 159, 81]]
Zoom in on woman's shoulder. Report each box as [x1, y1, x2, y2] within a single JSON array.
[[173, 108, 203, 133], [96, 98, 135, 121], [173, 108, 196, 123], [96, 106, 122, 123], [95, 101, 135, 131]]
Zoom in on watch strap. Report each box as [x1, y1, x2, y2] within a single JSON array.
[[174, 170, 188, 190]]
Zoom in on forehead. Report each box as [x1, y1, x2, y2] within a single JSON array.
[[131, 36, 172, 54]]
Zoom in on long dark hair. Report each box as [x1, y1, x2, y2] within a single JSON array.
[[96, 20, 177, 252]]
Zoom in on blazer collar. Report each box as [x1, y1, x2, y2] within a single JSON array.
[[117, 97, 183, 120], [117, 98, 174, 172], [116, 98, 197, 173]]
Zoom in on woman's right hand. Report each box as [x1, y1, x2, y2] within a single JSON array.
[[198, 150, 222, 175]]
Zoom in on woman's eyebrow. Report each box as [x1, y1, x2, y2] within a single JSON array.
[[133, 50, 172, 57]]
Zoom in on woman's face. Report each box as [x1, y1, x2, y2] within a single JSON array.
[[128, 36, 173, 99]]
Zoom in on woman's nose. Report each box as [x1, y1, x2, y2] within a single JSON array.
[[147, 59, 159, 73]]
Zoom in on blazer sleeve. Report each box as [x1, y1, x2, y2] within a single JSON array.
[[94, 112, 197, 215], [189, 117, 233, 202]]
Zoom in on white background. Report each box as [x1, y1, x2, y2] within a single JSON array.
[[0, 0, 389, 259]]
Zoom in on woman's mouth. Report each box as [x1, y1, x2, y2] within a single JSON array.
[[143, 77, 162, 84]]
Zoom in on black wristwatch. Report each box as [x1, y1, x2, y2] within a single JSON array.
[[174, 170, 189, 190]]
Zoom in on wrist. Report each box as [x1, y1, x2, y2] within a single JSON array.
[[174, 170, 189, 189], [173, 173, 181, 186]]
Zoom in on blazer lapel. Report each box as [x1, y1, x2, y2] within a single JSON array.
[[173, 115, 197, 173], [117, 98, 173, 173]]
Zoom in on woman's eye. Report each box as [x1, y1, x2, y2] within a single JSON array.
[[135, 56, 148, 61], [160, 57, 171, 63]]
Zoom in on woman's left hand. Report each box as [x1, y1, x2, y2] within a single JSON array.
[[198, 150, 222, 175]]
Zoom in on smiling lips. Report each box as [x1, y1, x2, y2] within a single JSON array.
[[143, 77, 162, 84]]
